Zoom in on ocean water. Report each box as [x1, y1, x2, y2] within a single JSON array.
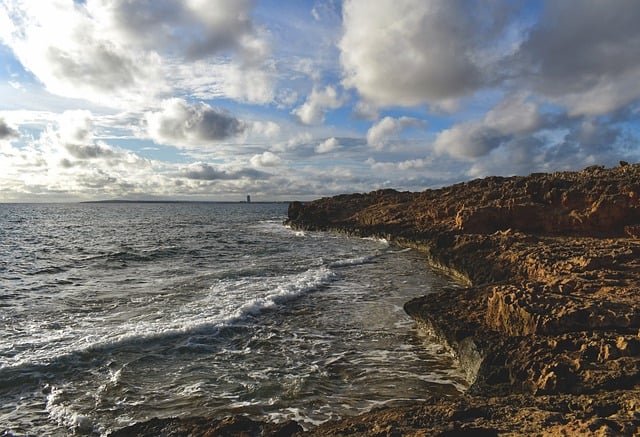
[[0, 202, 466, 435]]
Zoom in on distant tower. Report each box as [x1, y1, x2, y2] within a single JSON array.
[[246, 195, 251, 203]]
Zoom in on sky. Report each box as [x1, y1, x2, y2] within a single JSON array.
[[1, 0, 639, 202]]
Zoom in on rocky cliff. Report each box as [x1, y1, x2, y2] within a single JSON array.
[[113, 164, 640, 436], [286, 163, 640, 436]]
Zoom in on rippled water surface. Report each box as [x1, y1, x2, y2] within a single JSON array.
[[0, 202, 466, 435]]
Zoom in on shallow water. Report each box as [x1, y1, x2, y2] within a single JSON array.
[[0, 202, 466, 435]]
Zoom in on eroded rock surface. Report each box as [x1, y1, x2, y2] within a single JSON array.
[[284, 163, 640, 435]]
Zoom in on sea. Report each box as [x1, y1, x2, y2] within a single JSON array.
[[0, 202, 467, 436]]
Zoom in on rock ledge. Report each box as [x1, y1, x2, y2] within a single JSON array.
[[286, 164, 640, 436]]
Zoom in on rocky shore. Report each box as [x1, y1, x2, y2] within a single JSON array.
[[113, 164, 640, 436]]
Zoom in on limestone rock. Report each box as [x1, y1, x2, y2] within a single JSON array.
[[283, 164, 640, 435]]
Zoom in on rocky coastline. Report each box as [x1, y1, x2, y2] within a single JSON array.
[[113, 164, 640, 436]]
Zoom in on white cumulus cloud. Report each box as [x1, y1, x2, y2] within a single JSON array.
[[339, 0, 513, 108], [292, 85, 344, 125], [250, 151, 282, 167], [316, 137, 339, 154], [366, 116, 424, 150]]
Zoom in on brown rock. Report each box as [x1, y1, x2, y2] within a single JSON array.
[[283, 164, 640, 435]]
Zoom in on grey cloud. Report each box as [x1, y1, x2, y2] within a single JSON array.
[[101, 0, 188, 46], [465, 116, 633, 180], [465, 136, 548, 179], [101, 0, 259, 61], [179, 163, 270, 181], [340, 0, 640, 119], [550, 118, 623, 166], [59, 158, 74, 169], [64, 143, 118, 160], [515, 0, 640, 115], [197, 109, 244, 141], [47, 43, 139, 93], [438, 111, 633, 174], [147, 99, 245, 146], [568, 120, 621, 152], [433, 87, 634, 169], [0, 119, 19, 139], [483, 94, 542, 135], [76, 170, 118, 189], [434, 123, 508, 159]]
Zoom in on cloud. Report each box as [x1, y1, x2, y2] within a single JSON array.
[[45, 110, 138, 162], [64, 142, 120, 160], [339, 0, 514, 107], [292, 85, 344, 125], [555, 118, 623, 164], [3, 1, 640, 202], [352, 101, 379, 121], [433, 122, 507, 159], [272, 132, 313, 152], [443, 113, 631, 180], [250, 151, 282, 167], [248, 121, 281, 139], [50, 113, 148, 167], [0, 116, 284, 201], [0, 1, 163, 106], [57, 110, 94, 144], [483, 94, 542, 135], [366, 116, 424, 150], [0, 118, 18, 140], [174, 61, 276, 105], [178, 162, 269, 180], [464, 118, 630, 180], [465, 136, 549, 179], [146, 99, 245, 147], [316, 137, 339, 154], [0, 0, 271, 106], [0, 114, 160, 201], [368, 158, 428, 172], [293, 58, 322, 82], [515, 0, 640, 116], [434, 95, 542, 159], [89, 0, 265, 62], [424, 0, 640, 173], [339, 0, 640, 120]]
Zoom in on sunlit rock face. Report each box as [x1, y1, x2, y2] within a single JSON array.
[[283, 163, 640, 436]]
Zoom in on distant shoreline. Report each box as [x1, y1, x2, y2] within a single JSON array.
[[81, 200, 290, 204]]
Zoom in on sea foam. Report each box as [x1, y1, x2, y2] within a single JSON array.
[[0, 266, 338, 373]]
